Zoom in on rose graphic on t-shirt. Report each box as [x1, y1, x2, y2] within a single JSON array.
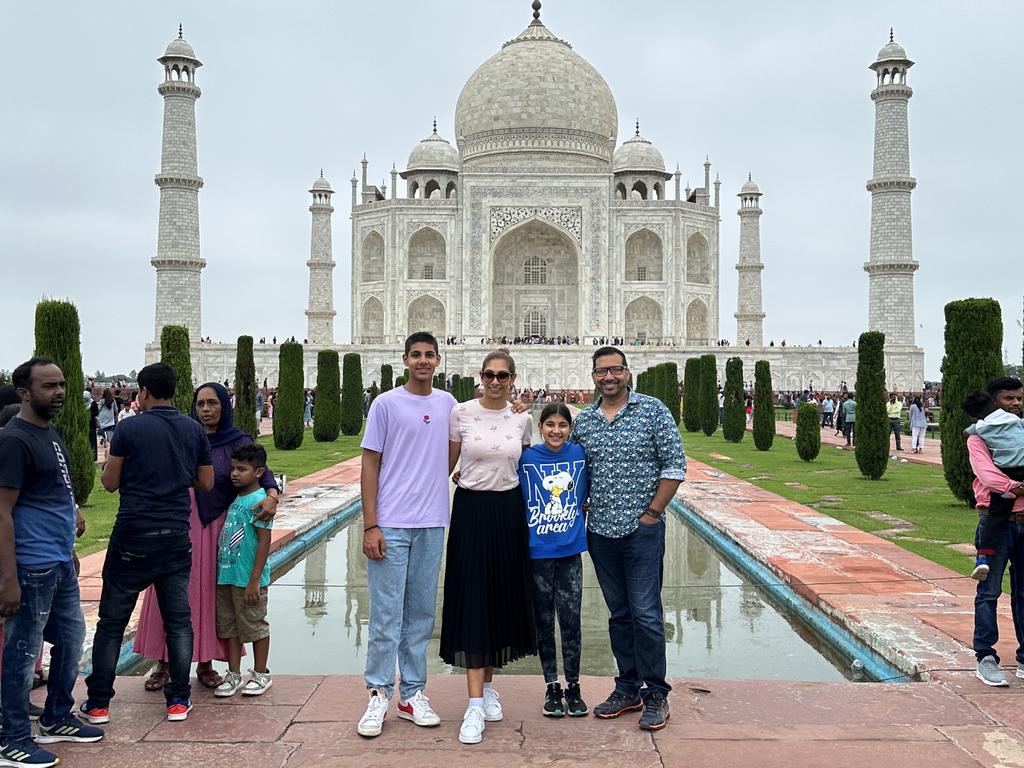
[[423, 414, 430, 427]]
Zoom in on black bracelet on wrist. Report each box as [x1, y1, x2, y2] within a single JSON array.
[[644, 507, 663, 518], [364, 524, 380, 533]]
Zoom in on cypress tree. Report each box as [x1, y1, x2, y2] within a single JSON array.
[[313, 349, 341, 442], [699, 354, 718, 436], [34, 299, 94, 503], [380, 364, 393, 393], [652, 365, 666, 407], [340, 352, 364, 436], [234, 335, 258, 439], [941, 298, 1004, 504], [682, 357, 701, 433], [664, 361, 681, 424], [722, 357, 746, 442], [451, 373, 462, 399], [160, 324, 193, 414], [273, 342, 305, 450], [637, 369, 647, 395], [433, 372, 445, 390], [854, 331, 889, 480], [796, 402, 822, 461], [753, 360, 775, 451]]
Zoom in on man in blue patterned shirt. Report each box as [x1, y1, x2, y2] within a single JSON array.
[[572, 347, 686, 732]]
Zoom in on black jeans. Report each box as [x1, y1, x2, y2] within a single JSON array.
[[888, 418, 902, 450], [843, 422, 855, 446], [977, 467, 1024, 556], [530, 554, 583, 684], [86, 531, 193, 705]]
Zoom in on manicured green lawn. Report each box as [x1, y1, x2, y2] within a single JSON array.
[[75, 428, 364, 557], [679, 427, 976, 575]]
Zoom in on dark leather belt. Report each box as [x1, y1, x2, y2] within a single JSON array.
[[979, 511, 1024, 524]]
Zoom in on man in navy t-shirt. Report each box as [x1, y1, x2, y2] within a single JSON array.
[[83, 362, 213, 726], [0, 357, 105, 766]]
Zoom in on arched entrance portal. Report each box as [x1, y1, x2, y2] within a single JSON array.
[[491, 220, 579, 340], [407, 296, 446, 341]]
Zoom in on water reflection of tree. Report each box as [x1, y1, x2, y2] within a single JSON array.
[[344, 521, 369, 648], [664, 518, 721, 651], [302, 542, 328, 627]]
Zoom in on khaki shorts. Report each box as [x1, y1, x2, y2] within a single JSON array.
[[216, 585, 269, 643]]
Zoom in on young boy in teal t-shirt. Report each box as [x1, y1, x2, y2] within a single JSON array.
[[215, 443, 273, 697]]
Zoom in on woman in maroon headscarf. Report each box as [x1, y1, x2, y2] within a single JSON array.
[[134, 382, 278, 690]]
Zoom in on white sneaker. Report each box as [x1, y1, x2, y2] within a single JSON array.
[[482, 687, 503, 722], [241, 669, 273, 696], [397, 690, 441, 727], [459, 705, 486, 744], [357, 687, 389, 737], [214, 670, 244, 698]]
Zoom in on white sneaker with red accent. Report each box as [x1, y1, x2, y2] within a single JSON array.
[[397, 690, 441, 727], [357, 687, 389, 737]]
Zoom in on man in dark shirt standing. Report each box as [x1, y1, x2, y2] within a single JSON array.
[[82, 363, 213, 725], [0, 358, 105, 767]]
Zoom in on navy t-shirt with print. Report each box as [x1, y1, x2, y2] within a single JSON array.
[[0, 417, 77, 567], [109, 406, 212, 536]]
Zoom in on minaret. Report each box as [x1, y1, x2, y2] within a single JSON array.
[[305, 172, 336, 344], [735, 174, 765, 346], [865, 31, 918, 347], [152, 26, 205, 342]]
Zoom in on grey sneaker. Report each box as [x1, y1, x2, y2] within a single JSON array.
[[1016, 661, 1024, 680], [977, 656, 1009, 687]]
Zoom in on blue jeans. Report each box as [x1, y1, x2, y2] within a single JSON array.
[[364, 527, 444, 700], [1, 559, 84, 747], [86, 532, 193, 705], [588, 521, 671, 699], [973, 514, 1024, 663]]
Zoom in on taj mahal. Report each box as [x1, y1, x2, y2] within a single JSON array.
[[145, 4, 925, 392]]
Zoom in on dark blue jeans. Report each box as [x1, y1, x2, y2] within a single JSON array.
[[973, 513, 1024, 663], [588, 521, 670, 699], [1, 559, 83, 747], [86, 532, 193, 705]]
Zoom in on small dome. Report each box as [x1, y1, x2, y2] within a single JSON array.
[[740, 177, 761, 195], [406, 129, 460, 173], [311, 174, 332, 192], [613, 127, 666, 174], [876, 40, 908, 62], [163, 36, 197, 60]]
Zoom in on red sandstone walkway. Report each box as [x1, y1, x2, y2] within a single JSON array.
[[764, 419, 943, 467]]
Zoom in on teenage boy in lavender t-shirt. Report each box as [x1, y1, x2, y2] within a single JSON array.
[[356, 332, 456, 738]]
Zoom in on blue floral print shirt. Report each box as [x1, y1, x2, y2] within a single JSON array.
[[572, 389, 686, 538]]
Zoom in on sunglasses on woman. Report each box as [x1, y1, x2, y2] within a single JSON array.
[[480, 370, 512, 383]]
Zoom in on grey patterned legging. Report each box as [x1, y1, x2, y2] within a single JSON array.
[[530, 554, 583, 684]]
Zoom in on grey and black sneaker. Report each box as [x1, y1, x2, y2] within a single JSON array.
[[564, 682, 588, 717], [27, 704, 43, 722], [543, 682, 564, 717], [593, 690, 642, 719], [35, 717, 105, 744], [0, 741, 61, 766], [1016, 661, 1024, 680], [976, 656, 1009, 687], [638, 692, 670, 731]]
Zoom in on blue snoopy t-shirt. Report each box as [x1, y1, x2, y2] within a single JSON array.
[[517, 442, 589, 559]]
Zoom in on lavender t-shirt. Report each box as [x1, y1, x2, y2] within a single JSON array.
[[361, 386, 457, 528]]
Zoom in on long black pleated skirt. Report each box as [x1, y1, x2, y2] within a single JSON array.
[[439, 486, 537, 669]]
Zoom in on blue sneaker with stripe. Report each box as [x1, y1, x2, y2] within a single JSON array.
[[35, 717, 105, 744], [0, 741, 60, 767]]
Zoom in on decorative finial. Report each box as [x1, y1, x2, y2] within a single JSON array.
[[532, 0, 541, 21], [716, 173, 720, 181], [320, 168, 324, 178], [178, 24, 183, 39], [432, 116, 437, 134], [748, 172, 752, 181], [635, 119, 640, 137], [889, 27, 894, 43]]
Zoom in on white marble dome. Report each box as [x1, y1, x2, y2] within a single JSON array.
[[613, 132, 666, 174], [875, 40, 908, 62], [406, 129, 460, 173], [740, 177, 761, 195], [454, 18, 618, 165], [163, 36, 198, 61], [311, 174, 332, 191]]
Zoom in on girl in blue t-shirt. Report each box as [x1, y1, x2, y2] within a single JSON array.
[[517, 404, 589, 719]]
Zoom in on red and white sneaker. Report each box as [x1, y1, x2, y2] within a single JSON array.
[[166, 699, 193, 722], [397, 691, 441, 727], [78, 701, 110, 725]]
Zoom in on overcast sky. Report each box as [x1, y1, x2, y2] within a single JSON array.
[[2, 0, 1021, 380]]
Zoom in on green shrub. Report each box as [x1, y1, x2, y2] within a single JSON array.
[[341, 353, 364, 436], [652, 364, 666, 408], [753, 360, 775, 451], [636, 369, 647, 396], [699, 354, 718, 436], [380, 364, 393, 392], [664, 362, 681, 424], [682, 357, 701, 433], [941, 298, 1004, 505], [795, 402, 822, 461], [34, 300, 94, 503], [395, 375, 407, 388], [854, 331, 889, 480], [433, 372, 445, 390], [273, 342, 305, 450], [234, 336, 258, 439], [313, 350, 341, 441], [159, 325, 193, 414], [722, 357, 745, 442]]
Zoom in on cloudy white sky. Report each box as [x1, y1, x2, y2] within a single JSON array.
[[2, 0, 1021, 380]]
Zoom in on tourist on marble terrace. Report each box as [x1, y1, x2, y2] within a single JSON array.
[[968, 377, 1024, 687], [0, 358, 105, 768], [133, 382, 279, 693], [572, 346, 686, 732], [357, 332, 455, 740], [82, 363, 214, 726], [443, 350, 536, 745]]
